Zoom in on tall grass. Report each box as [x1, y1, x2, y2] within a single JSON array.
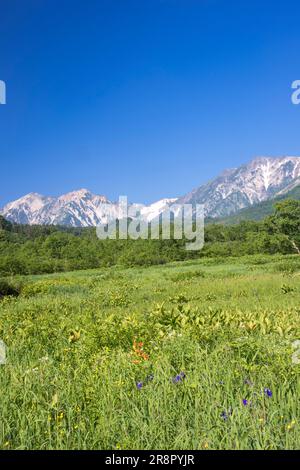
[[0, 255, 299, 449]]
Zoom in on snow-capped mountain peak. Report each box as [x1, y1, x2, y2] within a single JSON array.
[[2, 156, 300, 226], [0, 191, 177, 227], [178, 155, 300, 217]]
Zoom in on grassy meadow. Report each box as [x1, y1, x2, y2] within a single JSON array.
[[0, 253, 299, 450]]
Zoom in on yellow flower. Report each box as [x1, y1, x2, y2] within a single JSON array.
[[286, 420, 296, 431], [56, 411, 64, 423], [69, 330, 81, 343]]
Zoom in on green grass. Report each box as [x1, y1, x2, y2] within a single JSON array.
[[0, 254, 299, 449]]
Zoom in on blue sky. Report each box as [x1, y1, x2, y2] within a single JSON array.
[[1, 0, 300, 205]]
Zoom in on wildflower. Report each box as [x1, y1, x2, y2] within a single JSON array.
[[132, 340, 149, 362], [69, 330, 81, 343], [56, 411, 64, 423], [286, 420, 296, 431], [221, 411, 228, 421], [242, 399, 248, 406], [172, 371, 186, 384], [136, 381, 143, 390], [173, 375, 181, 384], [264, 388, 272, 397]]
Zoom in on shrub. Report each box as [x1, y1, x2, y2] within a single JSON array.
[[0, 279, 20, 298], [273, 261, 300, 274]]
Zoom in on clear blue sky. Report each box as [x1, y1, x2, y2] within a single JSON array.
[[1, 0, 300, 205]]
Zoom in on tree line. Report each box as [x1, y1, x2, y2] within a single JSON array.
[[0, 199, 299, 276]]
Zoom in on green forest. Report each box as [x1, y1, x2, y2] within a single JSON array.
[[0, 199, 299, 278]]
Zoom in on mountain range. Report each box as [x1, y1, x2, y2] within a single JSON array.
[[1, 156, 300, 226]]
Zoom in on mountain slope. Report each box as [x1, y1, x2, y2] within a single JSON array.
[[214, 183, 300, 225], [178, 156, 300, 217]]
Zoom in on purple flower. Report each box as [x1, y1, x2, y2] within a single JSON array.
[[136, 381, 143, 390], [172, 372, 186, 384], [242, 399, 248, 406], [220, 411, 228, 421], [264, 388, 272, 397], [173, 374, 181, 384]]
